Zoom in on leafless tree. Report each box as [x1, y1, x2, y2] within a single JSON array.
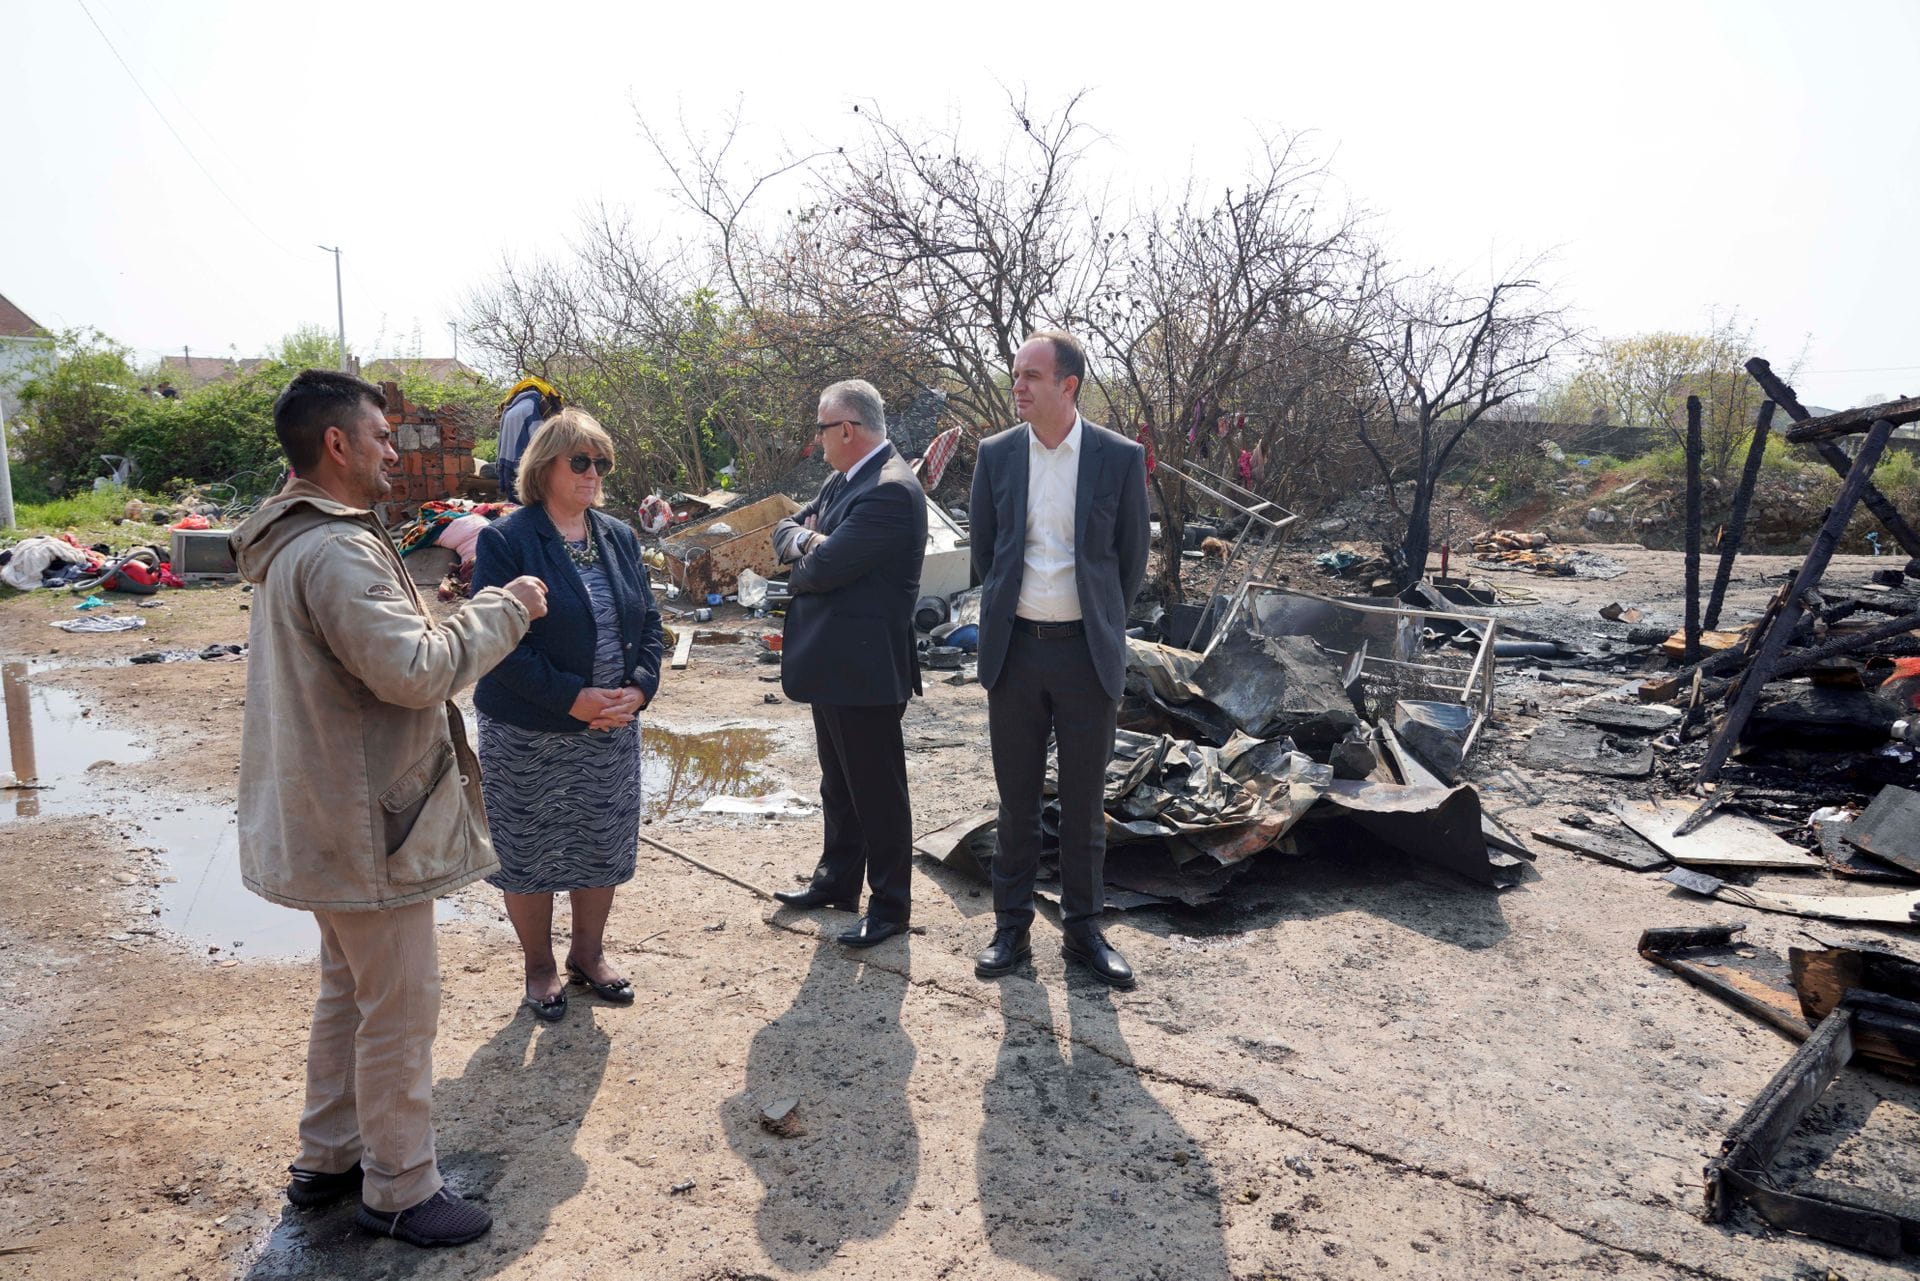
[[1069, 138, 1376, 603], [1353, 266, 1579, 587]]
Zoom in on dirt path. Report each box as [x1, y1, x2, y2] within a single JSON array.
[[3, 550, 1916, 1280]]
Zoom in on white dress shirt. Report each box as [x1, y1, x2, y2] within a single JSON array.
[[1016, 415, 1083, 621]]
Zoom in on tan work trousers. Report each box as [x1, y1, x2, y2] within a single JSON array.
[[296, 900, 443, 1213]]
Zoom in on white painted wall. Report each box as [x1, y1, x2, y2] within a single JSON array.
[[0, 335, 52, 421]]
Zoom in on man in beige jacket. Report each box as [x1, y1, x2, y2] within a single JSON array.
[[232, 369, 548, 1248]]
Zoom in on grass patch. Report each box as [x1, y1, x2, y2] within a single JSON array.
[[3, 487, 161, 546]]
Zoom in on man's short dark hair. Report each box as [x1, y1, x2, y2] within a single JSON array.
[[273, 369, 386, 472], [1024, 330, 1087, 399]]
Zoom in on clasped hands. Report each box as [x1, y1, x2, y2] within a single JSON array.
[[570, 685, 647, 732]]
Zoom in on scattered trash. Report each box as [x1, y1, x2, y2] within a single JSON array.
[[51, 616, 147, 634], [758, 1098, 804, 1137], [698, 789, 817, 818]]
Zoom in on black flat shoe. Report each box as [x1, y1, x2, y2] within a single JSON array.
[[286, 1161, 363, 1208], [566, 961, 635, 1004], [521, 989, 567, 1022], [837, 916, 908, 949], [356, 1187, 492, 1248], [1063, 927, 1136, 990], [773, 886, 858, 911], [974, 925, 1031, 978]]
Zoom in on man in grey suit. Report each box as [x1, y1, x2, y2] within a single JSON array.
[[968, 331, 1150, 988]]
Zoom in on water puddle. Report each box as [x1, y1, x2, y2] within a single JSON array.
[[642, 725, 774, 821], [2, 663, 423, 959], [4, 665, 775, 958]]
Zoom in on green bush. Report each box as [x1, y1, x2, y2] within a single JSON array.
[[106, 368, 285, 491]]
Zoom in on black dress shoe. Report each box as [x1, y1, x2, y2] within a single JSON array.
[[837, 916, 908, 948], [974, 925, 1031, 978], [1063, 927, 1136, 989], [773, 886, 858, 911]]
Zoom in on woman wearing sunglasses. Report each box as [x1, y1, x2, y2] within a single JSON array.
[[470, 408, 665, 1020]]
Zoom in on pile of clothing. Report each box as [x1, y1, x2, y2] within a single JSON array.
[[391, 500, 517, 601]]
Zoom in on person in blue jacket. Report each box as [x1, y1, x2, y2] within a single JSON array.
[[470, 408, 664, 1020]]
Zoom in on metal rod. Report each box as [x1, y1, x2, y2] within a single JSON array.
[[637, 832, 774, 899], [1704, 400, 1775, 631], [1696, 418, 1898, 783]]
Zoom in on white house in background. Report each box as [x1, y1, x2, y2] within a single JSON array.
[[0, 292, 52, 422]]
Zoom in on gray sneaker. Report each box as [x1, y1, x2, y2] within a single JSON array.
[[355, 1187, 492, 1247]]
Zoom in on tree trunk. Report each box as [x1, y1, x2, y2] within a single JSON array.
[[1152, 472, 1185, 608], [1398, 478, 1433, 590]]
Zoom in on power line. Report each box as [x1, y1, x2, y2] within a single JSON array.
[[71, 0, 307, 261]]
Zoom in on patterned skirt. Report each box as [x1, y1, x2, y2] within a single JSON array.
[[477, 713, 642, 894]]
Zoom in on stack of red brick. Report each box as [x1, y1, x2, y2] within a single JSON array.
[[379, 381, 482, 511]]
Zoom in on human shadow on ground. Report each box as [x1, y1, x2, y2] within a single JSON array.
[[915, 825, 1513, 956], [243, 1004, 612, 1280], [977, 974, 1230, 1281], [721, 935, 919, 1272]]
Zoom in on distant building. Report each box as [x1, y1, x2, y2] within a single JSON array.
[[152, 354, 270, 389], [0, 291, 52, 422], [361, 357, 484, 384]]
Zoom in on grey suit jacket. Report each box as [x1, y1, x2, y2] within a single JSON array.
[[968, 417, 1150, 700]]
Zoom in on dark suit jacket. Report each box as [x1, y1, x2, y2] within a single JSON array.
[[969, 417, 1150, 701], [470, 504, 664, 733], [776, 445, 929, 707]]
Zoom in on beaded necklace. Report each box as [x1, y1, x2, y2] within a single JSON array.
[[562, 518, 599, 569]]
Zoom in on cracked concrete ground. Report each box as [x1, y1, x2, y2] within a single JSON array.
[[2, 549, 1916, 1279]]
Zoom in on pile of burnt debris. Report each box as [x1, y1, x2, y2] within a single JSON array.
[[922, 471, 1538, 907], [1516, 362, 1920, 929]]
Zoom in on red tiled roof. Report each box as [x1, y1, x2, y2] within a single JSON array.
[[0, 292, 43, 338]]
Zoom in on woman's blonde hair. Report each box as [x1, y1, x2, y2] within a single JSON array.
[[518, 407, 615, 507]]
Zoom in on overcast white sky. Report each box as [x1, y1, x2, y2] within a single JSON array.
[[8, 0, 1917, 408]]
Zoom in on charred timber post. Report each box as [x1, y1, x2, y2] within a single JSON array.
[[1685, 395, 1704, 663], [1696, 417, 1898, 784], [1704, 400, 1774, 632], [1745, 357, 1920, 560], [1784, 396, 1920, 443]]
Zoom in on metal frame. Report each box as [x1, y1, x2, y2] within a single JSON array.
[[1202, 581, 1499, 755], [1156, 459, 1298, 648]]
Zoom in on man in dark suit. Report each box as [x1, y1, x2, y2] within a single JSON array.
[[771, 379, 929, 948], [969, 332, 1150, 989]]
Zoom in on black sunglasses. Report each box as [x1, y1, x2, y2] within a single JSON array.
[[568, 454, 612, 476]]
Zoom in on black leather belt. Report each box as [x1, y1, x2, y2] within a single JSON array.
[[1013, 617, 1084, 639]]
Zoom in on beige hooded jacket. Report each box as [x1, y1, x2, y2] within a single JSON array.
[[231, 481, 530, 911]]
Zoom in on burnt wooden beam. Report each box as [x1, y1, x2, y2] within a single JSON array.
[[1746, 357, 1920, 559], [1696, 418, 1898, 783], [1784, 395, 1920, 443], [1685, 395, 1704, 662], [1703, 400, 1774, 631]]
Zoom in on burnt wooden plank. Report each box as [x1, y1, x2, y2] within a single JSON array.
[[1745, 357, 1920, 557], [1566, 702, 1680, 734], [1538, 824, 1669, 871], [1714, 1005, 1854, 1181], [1637, 923, 1808, 1037], [1783, 395, 1920, 443], [1845, 785, 1920, 875]]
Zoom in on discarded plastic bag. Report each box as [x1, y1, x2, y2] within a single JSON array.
[[736, 568, 769, 609], [699, 789, 817, 818]]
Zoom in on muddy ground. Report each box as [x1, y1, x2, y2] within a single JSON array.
[[2, 546, 1917, 1280]]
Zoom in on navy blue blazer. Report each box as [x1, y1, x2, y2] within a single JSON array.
[[775, 444, 928, 707], [471, 504, 664, 733]]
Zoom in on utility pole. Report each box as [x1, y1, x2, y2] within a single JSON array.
[[0, 415, 16, 531], [318, 245, 347, 371], [448, 321, 459, 364]]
